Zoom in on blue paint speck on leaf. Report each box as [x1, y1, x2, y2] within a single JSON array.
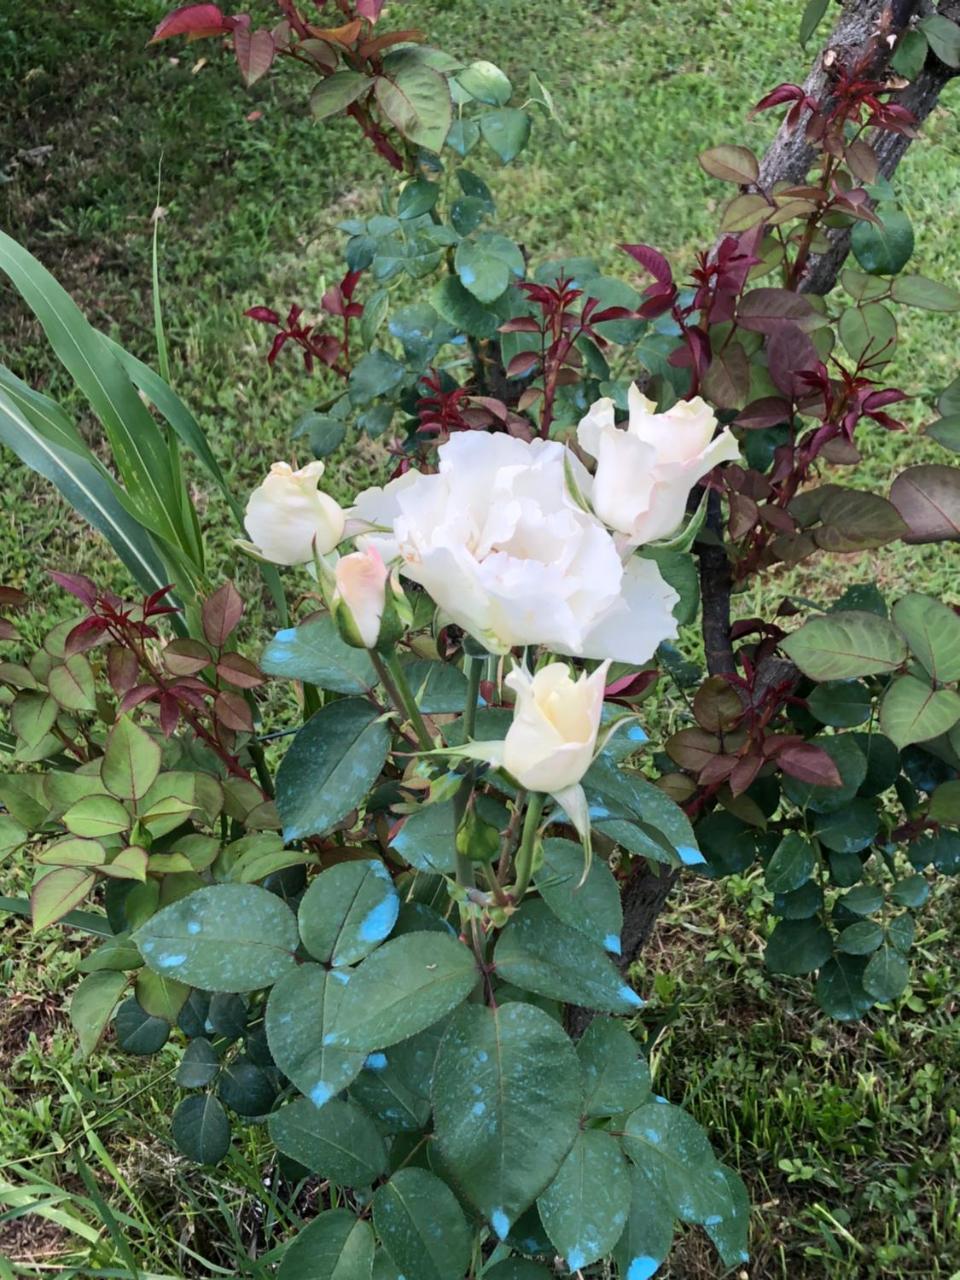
[[471, 1101, 486, 1117], [618, 984, 644, 1008], [158, 953, 187, 968], [490, 1209, 510, 1239], [357, 895, 399, 944], [626, 724, 648, 743], [678, 845, 707, 867], [365, 1052, 388, 1071], [186, 921, 201, 935], [604, 932, 622, 955], [330, 969, 350, 984], [310, 1082, 331, 1107], [627, 1257, 660, 1280], [567, 1249, 586, 1271]]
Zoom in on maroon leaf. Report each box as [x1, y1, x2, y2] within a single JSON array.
[[735, 397, 792, 429], [889, 465, 960, 543], [737, 288, 825, 334], [214, 689, 254, 733], [159, 693, 181, 738], [202, 582, 244, 648], [65, 617, 109, 655], [245, 305, 281, 325], [506, 351, 540, 379], [164, 638, 212, 677], [49, 571, 98, 608], [217, 653, 264, 689], [766, 323, 819, 398], [357, 0, 387, 19], [0, 618, 19, 641], [0, 587, 28, 609], [620, 243, 673, 284], [777, 741, 843, 787], [499, 317, 541, 334], [107, 646, 140, 698], [234, 26, 275, 86], [119, 684, 160, 713], [150, 3, 229, 42]]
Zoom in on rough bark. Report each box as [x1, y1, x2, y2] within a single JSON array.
[[758, 0, 960, 296], [614, 0, 960, 979]]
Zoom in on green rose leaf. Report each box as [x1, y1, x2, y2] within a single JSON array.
[[890, 273, 960, 311], [349, 1022, 444, 1133], [101, 715, 162, 801], [372, 1168, 470, 1280], [432, 1001, 582, 1233], [70, 970, 128, 1057], [265, 964, 366, 1108], [622, 1101, 731, 1225], [455, 233, 524, 303], [324, 932, 479, 1053], [765, 918, 833, 975], [480, 108, 532, 163], [391, 800, 458, 875], [880, 673, 960, 748], [494, 900, 643, 1014], [806, 680, 872, 728], [892, 592, 960, 683], [31, 866, 96, 929], [47, 653, 97, 711], [261, 615, 376, 694], [780, 611, 907, 680], [815, 955, 873, 1021], [310, 70, 370, 120], [851, 207, 914, 275], [177, 1037, 220, 1088], [576, 1017, 652, 1119], [764, 832, 816, 895], [534, 838, 623, 953], [455, 60, 512, 105], [133, 885, 299, 992], [276, 699, 391, 843], [375, 65, 452, 153], [171, 1094, 231, 1165], [299, 860, 399, 968], [613, 1161, 675, 1280], [269, 1096, 387, 1186], [277, 1210, 375, 1280], [537, 1129, 630, 1271], [862, 944, 910, 1002], [114, 997, 169, 1054]]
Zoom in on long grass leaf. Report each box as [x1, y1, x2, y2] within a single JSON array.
[[0, 230, 183, 546], [0, 385, 173, 599]]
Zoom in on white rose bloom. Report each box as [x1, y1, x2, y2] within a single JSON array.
[[350, 433, 678, 664], [577, 384, 741, 546], [244, 461, 345, 565], [503, 661, 610, 793]]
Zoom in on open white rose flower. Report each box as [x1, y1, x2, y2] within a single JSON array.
[[350, 433, 678, 665], [577, 384, 742, 546], [244, 460, 345, 565], [503, 661, 609, 793]]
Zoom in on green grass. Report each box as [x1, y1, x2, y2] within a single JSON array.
[[2, 1, 960, 1277]]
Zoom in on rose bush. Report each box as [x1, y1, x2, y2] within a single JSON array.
[[2, 1, 960, 1277]]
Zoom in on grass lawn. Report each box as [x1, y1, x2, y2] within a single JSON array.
[[1, 1, 959, 1277]]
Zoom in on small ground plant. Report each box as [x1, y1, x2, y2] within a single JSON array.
[[2, 1, 960, 1277]]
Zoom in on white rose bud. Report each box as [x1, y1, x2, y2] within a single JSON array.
[[244, 461, 345, 566], [578, 384, 741, 546], [503, 661, 610, 794], [332, 546, 405, 651]]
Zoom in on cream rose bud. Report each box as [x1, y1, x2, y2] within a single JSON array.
[[332, 546, 404, 651], [578, 384, 742, 546], [244, 461, 345, 565], [503, 661, 610, 794]]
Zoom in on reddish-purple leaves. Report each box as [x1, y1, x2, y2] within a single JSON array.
[[150, 4, 232, 43]]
